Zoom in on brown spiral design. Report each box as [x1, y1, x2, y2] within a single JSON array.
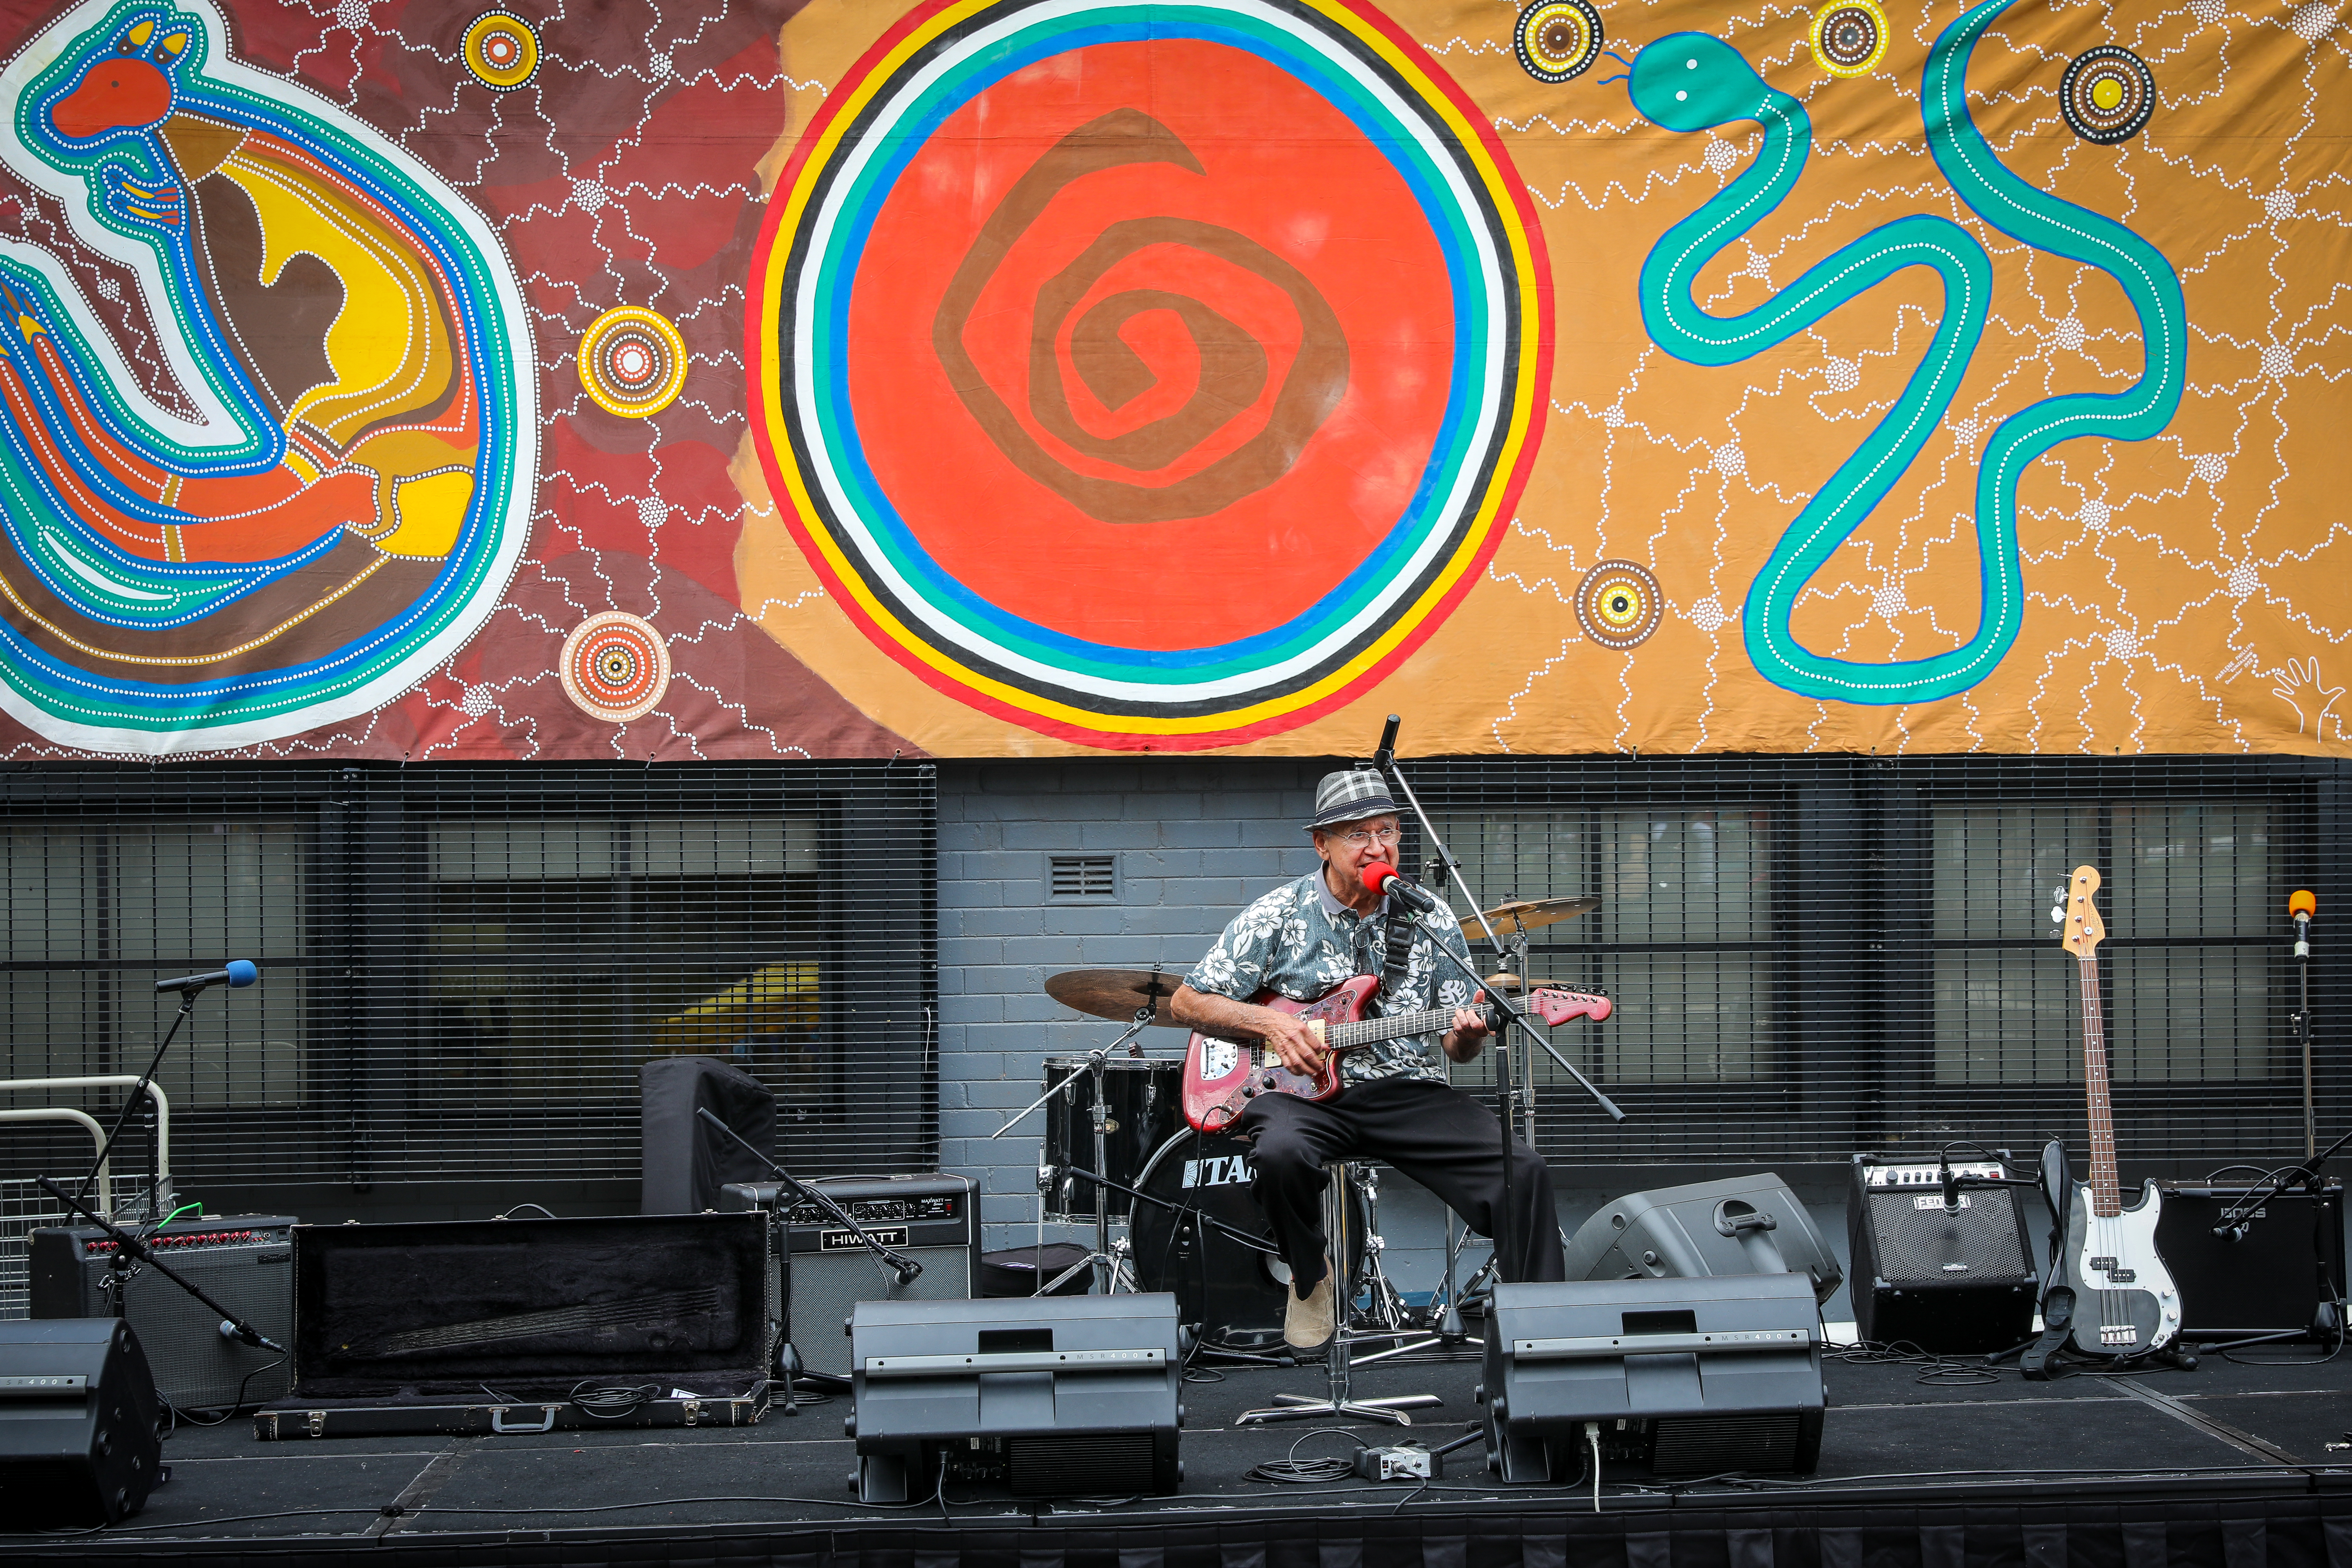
[[931, 109, 1349, 526]]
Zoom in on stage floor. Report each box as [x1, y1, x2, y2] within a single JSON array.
[[10, 1339, 2352, 1556]]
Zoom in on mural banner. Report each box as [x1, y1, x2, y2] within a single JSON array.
[[0, 0, 2342, 759]]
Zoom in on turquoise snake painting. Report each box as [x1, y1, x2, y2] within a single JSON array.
[[1627, 0, 2186, 706], [0, 0, 532, 752]]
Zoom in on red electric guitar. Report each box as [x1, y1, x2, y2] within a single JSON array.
[[1181, 975, 1613, 1132]]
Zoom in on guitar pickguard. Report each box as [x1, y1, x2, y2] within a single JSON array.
[[2061, 1184, 2181, 1355]]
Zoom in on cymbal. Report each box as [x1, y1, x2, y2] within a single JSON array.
[[1044, 967, 1188, 1025], [1481, 973, 1570, 992], [1460, 894, 1600, 940]]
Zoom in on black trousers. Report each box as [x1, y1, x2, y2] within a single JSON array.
[[1235, 1076, 1566, 1298]]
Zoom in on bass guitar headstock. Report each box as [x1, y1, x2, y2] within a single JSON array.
[[1523, 987, 1614, 1025], [2058, 864, 2105, 960]]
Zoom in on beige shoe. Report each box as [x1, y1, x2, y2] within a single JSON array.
[[1284, 1266, 1336, 1351]]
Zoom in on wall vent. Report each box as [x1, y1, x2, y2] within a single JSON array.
[[1049, 855, 1117, 900]]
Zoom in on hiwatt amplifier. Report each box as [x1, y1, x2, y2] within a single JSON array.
[[1480, 1273, 1825, 1484], [28, 1215, 295, 1411], [848, 1292, 1182, 1503], [1847, 1154, 2039, 1353], [779, 1173, 979, 1377], [2155, 1179, 2348, 1340]]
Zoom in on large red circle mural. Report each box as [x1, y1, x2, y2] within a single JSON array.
[[750, 0, 1551, 749]]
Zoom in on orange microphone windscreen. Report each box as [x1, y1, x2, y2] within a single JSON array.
[[2289, 889, 2317, 919]]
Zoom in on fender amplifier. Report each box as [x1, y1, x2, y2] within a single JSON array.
[[777, 1174, 978, 1376], [1480, 1274, 1825, 1484], [29, 1216, 295, 1410], [1847, 1154, 2038, 1353], [0, 1317, 166, 1525], [848, 1292, 1182, 1502], [2154, 1180, 2347, 1339]]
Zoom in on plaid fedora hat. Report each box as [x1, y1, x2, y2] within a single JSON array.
[[1307, 768, 1402, 831]]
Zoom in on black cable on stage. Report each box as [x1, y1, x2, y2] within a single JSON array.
[[165, 1354, 288, 1427], [1243, 1425, 1368, 1484]]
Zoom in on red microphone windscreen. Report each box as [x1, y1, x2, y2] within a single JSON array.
[[1362, 862, 1398, 892], [2290, 889, 2317, 919]]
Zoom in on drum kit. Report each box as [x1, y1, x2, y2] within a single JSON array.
[[990, 894, 1601, 1355]]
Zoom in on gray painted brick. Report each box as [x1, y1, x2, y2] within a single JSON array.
[[1115, 905, 1224, 939], [1041, 905, 1125, 936], [936, 1050, 1008, 1081], [1077, 820, 1160, 850], [949, 906, 1045, 938], [936, 994, 1003, 1026], [1161, 816, 1242, 847], [937, 879, 1004, 909], [1001, 820, 1082, 850], [1126, 792, 1203, 822], [1159, 876, 1250, 907]]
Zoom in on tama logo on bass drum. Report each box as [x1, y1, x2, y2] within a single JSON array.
[[1183, 1155, 1252, 1189]]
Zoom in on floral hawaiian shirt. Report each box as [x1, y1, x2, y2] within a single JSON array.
[[1185, 869, 1477, 1086]]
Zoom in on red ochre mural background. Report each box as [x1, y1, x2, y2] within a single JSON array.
[[0, 0, 2347, 760]]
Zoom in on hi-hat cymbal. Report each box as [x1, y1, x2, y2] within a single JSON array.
[[1460, 894, 1600, 940], [1044, 967, 1187, 1024]]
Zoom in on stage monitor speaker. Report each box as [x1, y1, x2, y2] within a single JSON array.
[[847, 1292, 1182, 1502], [640, 1055, 777, 1215], [1480, 1274, 1824, 1484], [1562, 1173, 1843, 1305], [0, 1317, 166, 1526], [2154, 1180, 2348, 1339], [1846, 1154, 2038, 1353], [28, 1215, 295, 1411], [781, 1173, 978, 1377]]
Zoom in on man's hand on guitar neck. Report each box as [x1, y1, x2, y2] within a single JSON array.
[[1170, 983, 1328, 1077], [1441, 993, 1492, 1063]]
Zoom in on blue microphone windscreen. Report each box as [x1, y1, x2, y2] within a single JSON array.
[[225, 960, 258, 989]]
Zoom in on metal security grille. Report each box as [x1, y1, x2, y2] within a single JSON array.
[[0, 763, 935, 1206], [1404, 755, 2344, 1177], [1049, 856, 1117, 900]]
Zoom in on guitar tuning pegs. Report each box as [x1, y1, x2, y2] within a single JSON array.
[[2051, 906, 2068, 925]]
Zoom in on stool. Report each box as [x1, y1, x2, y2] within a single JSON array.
[[1237, 1159, 1443, 1426]]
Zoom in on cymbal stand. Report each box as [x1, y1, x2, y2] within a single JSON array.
[[990, 1004, 1156, 1294]]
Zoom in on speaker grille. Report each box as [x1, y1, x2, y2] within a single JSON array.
[[1006, 1432, 1156, 1495], [1650, 1413, 1800, 1474], [1867, 1188, 2033, 1285]]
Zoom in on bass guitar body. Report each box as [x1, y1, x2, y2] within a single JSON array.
[[2053, 1176, 2181, 1356], [1181, 977, 1612, 1133]]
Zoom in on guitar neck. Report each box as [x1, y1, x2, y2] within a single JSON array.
[[2076, 952, 2123, 1218], [1326, 1001, 1491, 1051]]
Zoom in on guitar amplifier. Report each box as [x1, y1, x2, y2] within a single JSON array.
[[28, 1216, 295, 1411], [1480, 1274, 1825, 1483], [1847, 1154, 2039, 1352], [779, 1174, 979, 1376], [2154, 1180, 2347, 1339]]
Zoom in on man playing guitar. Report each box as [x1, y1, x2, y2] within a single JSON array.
[[1167, 768, 1567, 1352]]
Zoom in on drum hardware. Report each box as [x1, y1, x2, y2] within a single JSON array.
[[996, 973, 1178, 1294]]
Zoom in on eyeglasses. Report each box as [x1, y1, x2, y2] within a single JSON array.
[[1336, 825, 1401, 848]]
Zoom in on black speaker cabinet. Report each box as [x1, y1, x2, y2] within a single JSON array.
[[1847, 1154, 2039, 1353], [2155, 1180, 2348, 1339], [0, 1318, 166, 1526], [288, 1212, 773, 1401], [847, 1292, 1182, 1503], [776, 1174, 979, 1376], [29, 1215, 295, 1410], [1479, 1274, 1825, 1484], [1562, 1173, 1843, 1305]]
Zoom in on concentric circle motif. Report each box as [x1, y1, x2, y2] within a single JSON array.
[[1515, 0, 1603, 83], [748, 0, 1552, 750], [1809, 0, 1889, 77], [2061, 46, 2156, 144], [560, 611, 670, 722], [1575, 561, 1664, 650], [577, 306, 688, 419], [462, 11, 539, 91]]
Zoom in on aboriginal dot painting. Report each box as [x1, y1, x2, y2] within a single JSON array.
[[0, 0, 2347, 760]]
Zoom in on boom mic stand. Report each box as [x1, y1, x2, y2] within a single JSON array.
[[1371, 715, 1627, 1282], [693, 1106, 929, 1411]]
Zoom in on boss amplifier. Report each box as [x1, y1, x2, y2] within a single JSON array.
[[775, 1173, 978, 1376], [28, 1215, 295, 1411], [1847, 1154, 2039, 1353], [2154, 1180, 2347, 1340]]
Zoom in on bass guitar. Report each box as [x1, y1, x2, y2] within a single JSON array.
[[1182, 975, 1612, 1133], [2050, 864, 2181, 1357]]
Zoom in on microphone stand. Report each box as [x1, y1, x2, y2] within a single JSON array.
[[1372, 715, 1627, 1281], [34, 1176, 283, 1354]]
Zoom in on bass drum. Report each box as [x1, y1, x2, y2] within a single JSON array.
[[1126, 1128, 1363, 1353]]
